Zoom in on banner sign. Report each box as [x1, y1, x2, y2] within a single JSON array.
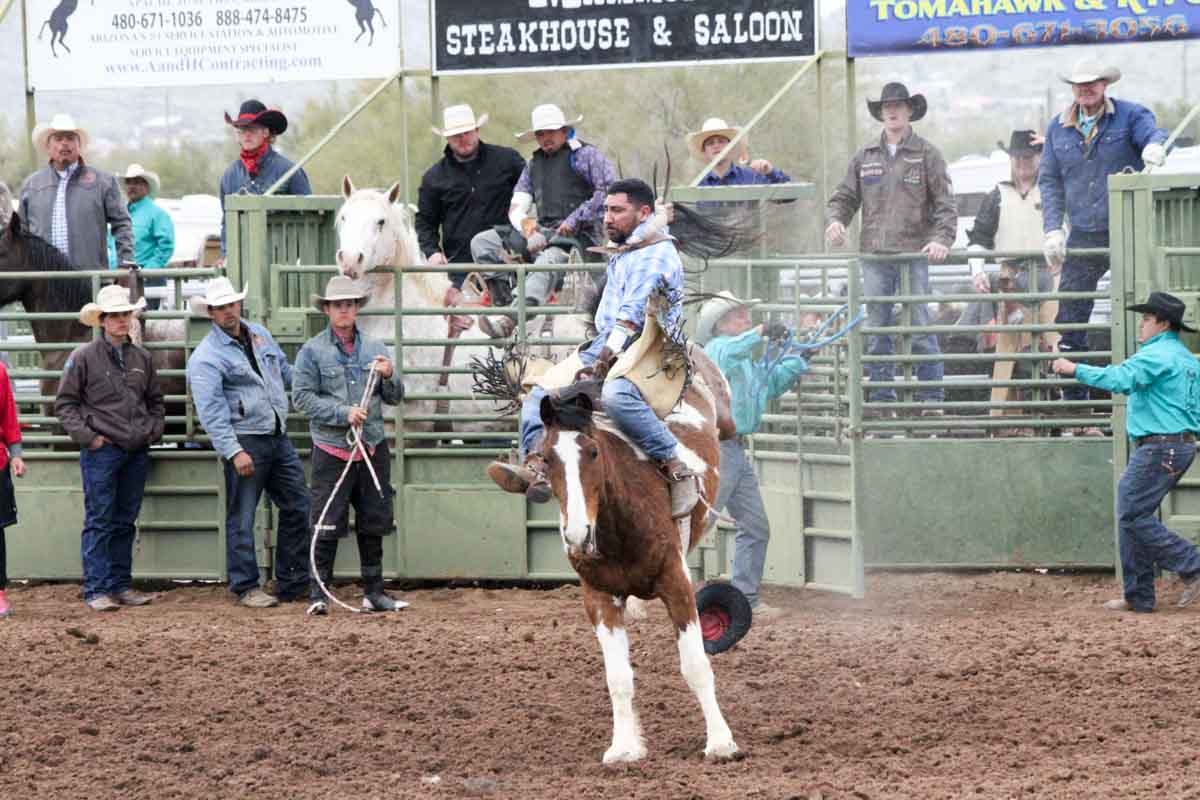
[[847, 0, 1200, 56], [431, 0, 817, 75], [25, 0, 402, 91]]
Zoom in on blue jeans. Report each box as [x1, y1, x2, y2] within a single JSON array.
[[713, 439, 771, 607], [862, 259, 943, 402], [80, 444, 149, 601], [223, 433, 311, 597], [519, 336, 679, 461], [1054, 230, 1110, 402], [1117, 440, 1200, 611]]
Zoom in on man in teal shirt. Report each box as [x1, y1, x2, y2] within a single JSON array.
[[699, 291, 807, 615], [1053, 291, 1200, 612], [107, 165, 175, 309]]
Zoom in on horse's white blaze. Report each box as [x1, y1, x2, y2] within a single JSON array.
[[554, 432, 591, 546], [666, 401, 706, 430], [596, 623, 645, 763], [674, 442, 708, 476], [677, 620, 737, 759]]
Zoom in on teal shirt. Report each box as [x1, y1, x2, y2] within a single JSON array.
[[1075, 330, 1200, 438], [704, 328, 807, 436], [107, 197, 175, 269]]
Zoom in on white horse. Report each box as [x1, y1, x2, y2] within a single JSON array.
[[334, 177, 592, 434]]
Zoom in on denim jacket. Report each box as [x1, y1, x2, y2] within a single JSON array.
[[186, 320, 293, 460], [292, 326, 404, 451], [1039, 98, 1166, 234]]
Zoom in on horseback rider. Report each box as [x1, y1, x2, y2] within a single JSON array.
[[473, 103, 616, 339], [487, 178, 697, 513]]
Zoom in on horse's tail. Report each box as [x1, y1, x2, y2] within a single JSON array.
[[38, 18, 49, 38], [373, 5, 387, 26]]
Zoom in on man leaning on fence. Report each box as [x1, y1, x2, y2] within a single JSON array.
[[1053, 292, 1200, 613], [55, 285, 163, 612], [1039, 58, 1167, 418], [186, 278, 310, 608], [824, 82, 956, 416]]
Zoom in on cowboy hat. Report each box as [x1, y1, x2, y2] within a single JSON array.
[[121, 163, 161, 196], [695, 290, 762, 346], [311, 275, 368, 312], [1126, 291, 1197, 332], [1059, 57, 1121, 85], [1002, 130, 1042, 156], [31, 113, 89, 153], [432, 104, 488, 138], [224, 99, 288, 136], [867, 82, 927, 123], [686, 118, 749, 164], [190, 276, 249, 314], [516, 104, 583, 143], [79, 284, 146, 327]]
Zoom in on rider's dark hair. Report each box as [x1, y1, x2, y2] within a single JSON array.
[[607, 178, 655, 211]]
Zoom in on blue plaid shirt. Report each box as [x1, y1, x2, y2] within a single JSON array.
[[593, 221, 683, 337]]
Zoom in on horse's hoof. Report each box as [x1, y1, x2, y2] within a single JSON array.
[[704, 739, 739, 761], [602, 742, 647, 764]]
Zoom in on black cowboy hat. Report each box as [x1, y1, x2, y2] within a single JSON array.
[[1127, 291, 1198, 332], [224, 100, 288, 136], [867, 82, 927, 123], [1004, 130, 1043, 155], [695, 582, 753, 655]]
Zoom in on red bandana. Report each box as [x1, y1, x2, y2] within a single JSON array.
[[239, 142, 269, 176]]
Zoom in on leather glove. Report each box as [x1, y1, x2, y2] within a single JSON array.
[[592, 346, 617, 383], [526, 231, 548, 255], [1142, 142, 1166, 168], [1043, 229, 1067, 269], [762, 322, 790, 340]]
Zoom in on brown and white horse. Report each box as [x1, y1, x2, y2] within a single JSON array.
[[537, 368, 738, 763]]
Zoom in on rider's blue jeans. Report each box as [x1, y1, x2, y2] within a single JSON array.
[[519, 337, 679, 462]]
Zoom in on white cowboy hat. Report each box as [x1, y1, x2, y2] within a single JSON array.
[[516, 104, 583, 143], [1059, 57, 1121, 85], [190, 276, 249, 314], [31, 113, 90, 153], [79, 284, 147, 327], [311, 275, 368, 312], [695, 290, 761, 346], [121, 163, 161, 197], [686, 118, 748, 164], [432, 104, 489, 138]]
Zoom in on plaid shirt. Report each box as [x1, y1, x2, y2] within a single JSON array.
[[593, 221, 683, 337], [514, 140, 616, 232], [50, 162, 79, 257]]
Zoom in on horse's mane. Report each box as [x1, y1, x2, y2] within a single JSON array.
[[547, 382, 602, 432], [11, 222, 93, 312]]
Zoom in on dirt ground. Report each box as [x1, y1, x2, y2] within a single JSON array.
[[3, 572, 1200, 799]]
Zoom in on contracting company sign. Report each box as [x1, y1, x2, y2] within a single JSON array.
[[431, 0, 817, 74], [848, 0, 1200, 56], [25, 0, 402, 91]]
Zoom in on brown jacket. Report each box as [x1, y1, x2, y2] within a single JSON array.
[[54, 337, 164, 451], [825, 128, 957, 254]]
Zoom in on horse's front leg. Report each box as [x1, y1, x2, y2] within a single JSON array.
[[659, 557, 738, 760], [582, 582, 645, 763]]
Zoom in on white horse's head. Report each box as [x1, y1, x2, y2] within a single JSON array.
[[336, 175, 422, 280]]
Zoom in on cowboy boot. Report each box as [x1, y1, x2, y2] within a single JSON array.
[[487, 451, 552, 504], [658, 456, 699, 519]]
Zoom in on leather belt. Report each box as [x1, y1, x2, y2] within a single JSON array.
[[1135, 432, 1196, 448]]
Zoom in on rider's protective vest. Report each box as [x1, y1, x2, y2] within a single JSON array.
[[528, 144, 595, 229]]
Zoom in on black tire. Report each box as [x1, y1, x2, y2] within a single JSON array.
[[695, 582, 753, 655]]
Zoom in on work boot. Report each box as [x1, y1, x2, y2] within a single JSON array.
[[479, 314, 516, 340], [238, 588, 279, 609], [306, 600, 329, 616], [0, 590, 10, 619], [658, 456, 699, 519], [86, 595, 121, 612], [363, 590, 410, 612], [487, 452, 552, 503], [1179, 573, 1200, 608], [114, 589, 153, 606]]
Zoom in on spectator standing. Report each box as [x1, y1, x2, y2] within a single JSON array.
[[689, 117, 792, 188], [0, 360, 26, 619], [108, 164, 176, 309]]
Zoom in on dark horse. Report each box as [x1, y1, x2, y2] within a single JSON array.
[[38, 0, 91, 58], [347, 0, 386, 45]]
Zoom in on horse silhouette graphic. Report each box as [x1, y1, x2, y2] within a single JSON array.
[[347, 0, 386, 46], [38, 0, 91, 58]]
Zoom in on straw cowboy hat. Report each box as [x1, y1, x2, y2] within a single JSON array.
[[686, 118, 748, 164], [1059, 57, 1121, 85], [432, 104, 488, 138], [516, 104, 583, 143], [311, 275, 368, 312], [79, 284, 146, 327], [867, 82, 927, 123], [224, 99, 288, 136], [190, 276, 249, 314], [695, 290, 761, 346], [32, 113, 89, 153], [121, 163, 161, 196]]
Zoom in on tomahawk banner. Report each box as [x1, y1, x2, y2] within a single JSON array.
[[25, 0, 402, 92], [847, 0, 1200, 57], [431, 0, 817, 75]]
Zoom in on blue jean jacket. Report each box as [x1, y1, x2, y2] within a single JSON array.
[[186, 321, 293, 460], [292, 326, 404, 451], [1039, 98, 1166, 234]]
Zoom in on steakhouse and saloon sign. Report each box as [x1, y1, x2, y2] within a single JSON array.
[[431, 0, 818, 75]]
